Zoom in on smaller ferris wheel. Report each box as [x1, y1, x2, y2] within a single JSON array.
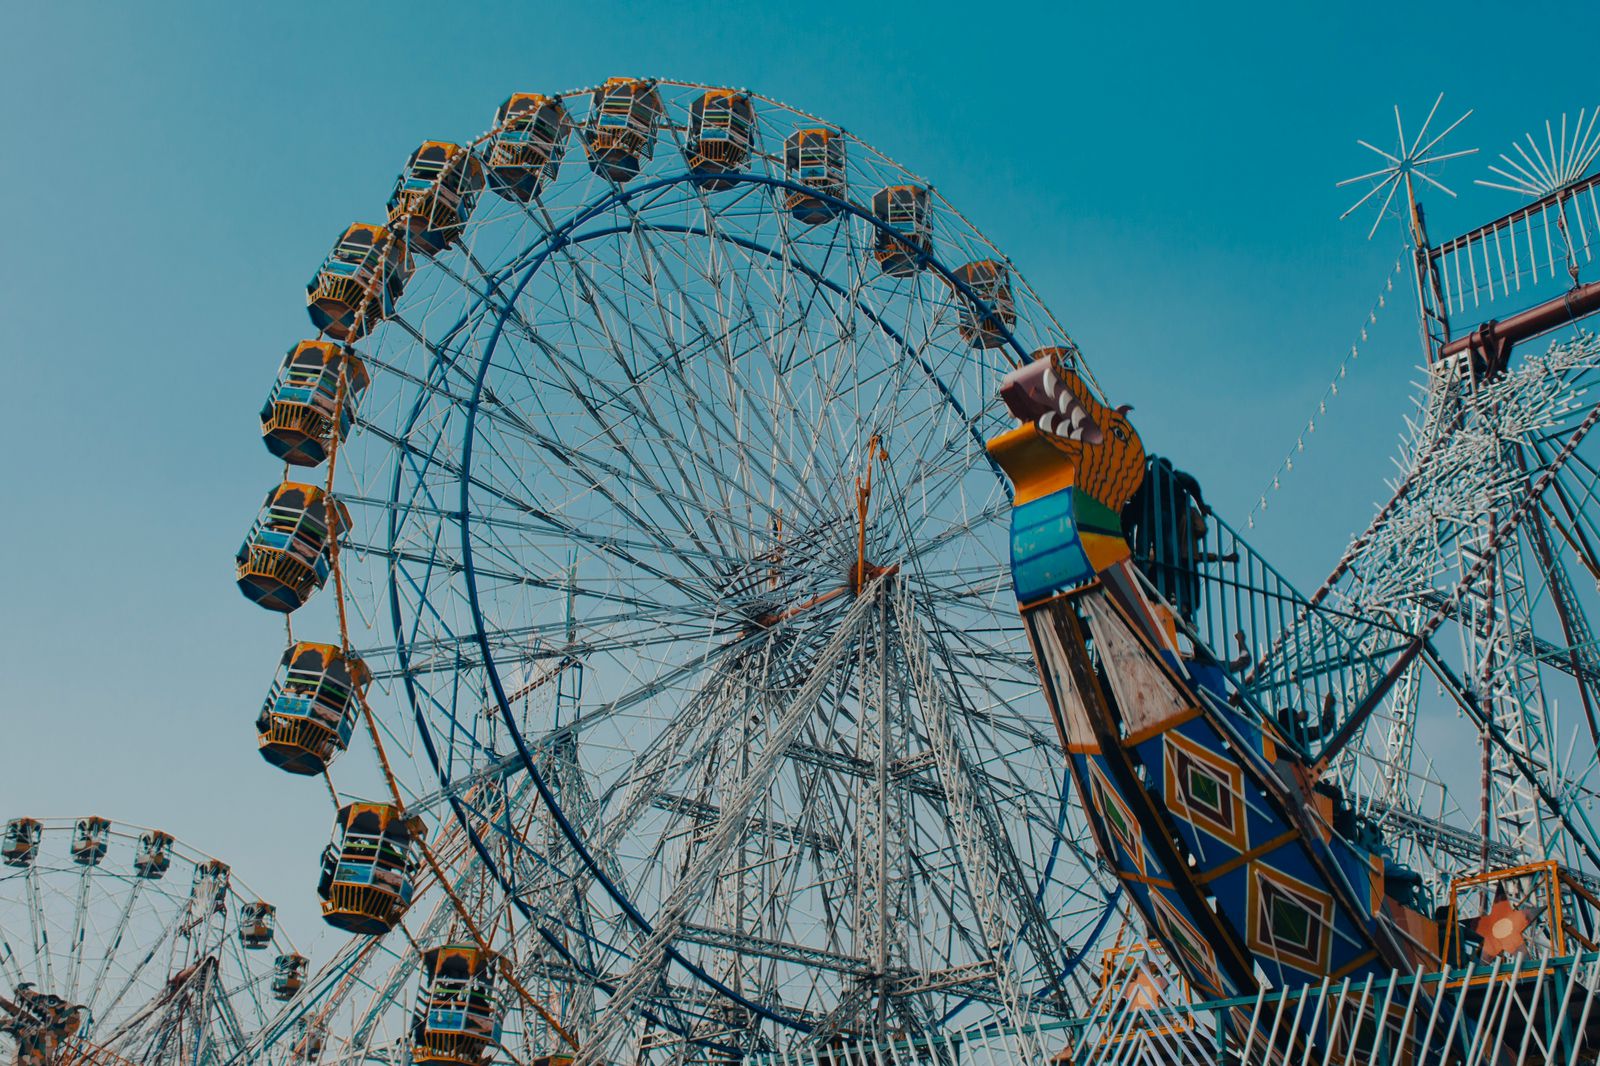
[[0, 816, 301, 1066]]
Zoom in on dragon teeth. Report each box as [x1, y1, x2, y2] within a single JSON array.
[[1038, 410, 1086, 440]]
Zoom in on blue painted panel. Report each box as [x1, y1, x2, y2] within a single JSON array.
[[255, 529, 293, 551], [429, 1008, 467, 1031], [272, 694, 316, 720], [1067, 748, 1242, 1001], [1012, 490, 1092, 601], [335, 862, 376, 886]]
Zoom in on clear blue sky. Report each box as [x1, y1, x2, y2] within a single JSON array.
[[2, 1, 1595, 956]]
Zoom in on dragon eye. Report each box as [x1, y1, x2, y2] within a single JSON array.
[[1112, 425, 1129, 443]]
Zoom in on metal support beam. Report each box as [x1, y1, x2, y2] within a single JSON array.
[[571, 575, 891, 1066]]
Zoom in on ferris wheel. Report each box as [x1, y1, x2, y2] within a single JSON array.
[[0, 816, 300, 1066], [234, 78, 1124, 1064]]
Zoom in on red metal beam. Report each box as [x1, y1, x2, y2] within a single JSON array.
[[1440, 279, 1600, 363]]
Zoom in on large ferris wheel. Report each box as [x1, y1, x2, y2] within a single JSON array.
[[234, 79, 1125, 1065], [0, 817, 300, 1066]]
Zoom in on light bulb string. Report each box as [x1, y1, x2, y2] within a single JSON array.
[[1247, 251, 1406, 528]]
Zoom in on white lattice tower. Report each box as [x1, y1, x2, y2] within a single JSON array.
[[694, 641, 773, 1053], [526, 728, 604, 1048], [1329, 333, 1600, 874], [1374, 603, 1429, 808], [1461, 507, 1554, 859], [544, 643, 785, 1063], [851, 587, 895, 1011]]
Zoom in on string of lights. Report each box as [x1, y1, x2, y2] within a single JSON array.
[[1247, 251, 1405, 528]]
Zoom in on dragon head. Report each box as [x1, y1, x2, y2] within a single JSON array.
[[988, 349, 1145, 511]]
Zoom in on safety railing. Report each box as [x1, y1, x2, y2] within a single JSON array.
[[1428, 172, 1600, 320], [744, 952, 1600, 1066], [1128, 480, 1411, 755]]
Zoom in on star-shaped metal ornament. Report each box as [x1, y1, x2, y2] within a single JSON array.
[[1338, 94, 1477, 239], [1474, 892, 1532, 959], [1477, 107, 1600, 198]]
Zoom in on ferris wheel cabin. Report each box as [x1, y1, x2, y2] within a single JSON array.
[[317, 803, 423, 935], [191, 859, 231, 913], [870, 185, 932, 277], [411, 944, 502, 1066], [2, 818, 41, 867], [387, 142, 485, 259], [583, 77, 663, 182], [235, 483, 349, 613], [953, 260, 1016, 348], [239, 901, 277, 949], [133, 830, 173, 879], [782, 128, 846, 223], [305, 223, 410, 342], [257, 642, 370, 775], [686, 90, 755, 190], [291, 1019, 326, 1063], [271, 953, 308, 1001], [485, 93, 570, 202], [70, 817, 109, 866], [260, 341, 370, 468]]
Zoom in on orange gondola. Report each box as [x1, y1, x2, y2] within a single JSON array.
[[260, 341, 370, 467], [583, 77, 663, 182], [485, 94, 570, 202], [870, 186, 932, 277], [411, 945, 501, 1065], [2, 818, 41, 868], [317, 803, 424, 935], [952, 260, 1016, 347], [133, 830, 173, 879], [239, 900, 276, 949], [783, 128, 846, 224], [272, 953, 308, 1001], [257, 642, 370, 775], [306, 223, 410, 342], [387, 142, 486, 258], [191, 859, 230, 914], [235, 483, 349, 613], [70, 817, 109, 867], [686, 90, 755, 190]]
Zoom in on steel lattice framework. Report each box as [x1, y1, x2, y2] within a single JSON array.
[[1324, 331, 1600, 867], [1158, 105, 1600, 929]]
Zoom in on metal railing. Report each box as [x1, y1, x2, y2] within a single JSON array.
[[1127, 477, 1411, 756], [1428, 172, 1600, 319], [744, 952, 1600, 1066]]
